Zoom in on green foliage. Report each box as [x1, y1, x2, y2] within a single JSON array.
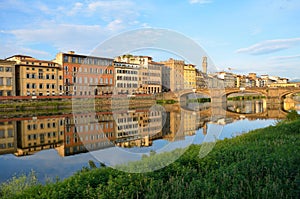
[[286, 109, 300, 121], [0, 170, 38, 199], [4, 120, 300, 198], [227, 95, 265, 101], [156, 99, 177, 104], [187, 98, 211, 103]]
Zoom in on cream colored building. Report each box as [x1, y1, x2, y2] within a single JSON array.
[[6, 55, 63, 96], [115, 55, 162, 94], [184, 64, 196, 89], [160, 58, 185, 92], [114, 62, 139, 95], [0, 60, 16, 96]]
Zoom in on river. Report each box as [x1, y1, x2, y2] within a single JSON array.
[[0, 97, 298, 183]]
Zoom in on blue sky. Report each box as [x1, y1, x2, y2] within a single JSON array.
[[1, 0, 300, 79]]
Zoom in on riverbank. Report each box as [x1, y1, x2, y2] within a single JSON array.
[[1, 117, 299, 198], [0, 95, 156, 118]]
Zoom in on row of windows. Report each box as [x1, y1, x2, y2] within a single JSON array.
[[27, 132, 60, 140], [26, 83, 56, 89], [116, 69, 138, 74], [0, 143, 14, 149], [66, 122, 114, 133], [0, 67, 12, 72], [26, 73, 59, 80], [27, 122, 63, 130], [0, 129, 13, 138], [117, 124, 139, 131], [0, 90, 12, 96], [25, 62, 56, 67], [63, 56, 113, 66], [64, 66, 113, 74], [0, 77, 12, 86], [117, 130, 138, 137], [116, 76, 138, 81], [69, 77, 113, 85], [116, 83, 138, 88]]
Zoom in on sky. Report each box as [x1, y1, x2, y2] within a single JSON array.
[[1, 0, 300, 79]]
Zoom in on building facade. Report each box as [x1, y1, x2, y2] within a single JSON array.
[[54, 51, 114, 96], [115, 55, 162, 94], [184, 64, 196, 89], [6, 55, 63, 96], [114, 62, 139, 95], [0, 60, 16, 96], [160, 58, 185, 92]]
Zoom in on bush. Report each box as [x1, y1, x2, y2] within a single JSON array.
[[286, 109, 299, 121]]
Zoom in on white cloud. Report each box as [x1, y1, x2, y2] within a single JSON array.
[[107, 19, 123, 31], [189, 0, 212, 4], [269, 54, 300, 61], [87, 0, 135, 12], [6, 23, 109, 55], [67, 2, 84, 16], [236, 38, 300, 55]]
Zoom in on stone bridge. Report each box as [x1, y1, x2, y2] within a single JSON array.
[[176, 87, 300, 102]]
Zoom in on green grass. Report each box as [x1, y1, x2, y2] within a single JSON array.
[[1, 119, 300, 198]]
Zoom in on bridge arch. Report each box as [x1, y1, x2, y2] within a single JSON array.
[[279, 89, 300, 100]]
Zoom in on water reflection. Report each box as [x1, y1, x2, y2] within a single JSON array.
[[0, 97, 299, 182], [227, 99, 267, 114]]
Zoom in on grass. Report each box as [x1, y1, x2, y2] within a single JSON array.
[[1, 118, 300, 198], [227, 95, 266, 101]]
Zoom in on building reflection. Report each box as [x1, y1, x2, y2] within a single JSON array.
[[0, 97, 297, 157]]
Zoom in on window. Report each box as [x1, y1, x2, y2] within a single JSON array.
[[26, 74, 30, 78], [72, 56, 76, 63], [63, 55, 68, 62], [51, 74, 55, 79], [52, 84, 55, 89], [46, 74, 50, 79], [109, 78, 113, 84], [31, 74, 36, 78], [39, 72, 43, 79], [32, 83, 36, 89], [0, 130, 4, 138], [59, 75, 62, 80], [0, 77, 3, 86], [26, 83, 30, 89], [6, 78, 11, 86], [7, 91, 11, 96], [0, 67, 3, 72], [0, 90, 3, 96], [39, 84, 43, 89], [5, 67, 12, 72], [46, 84, 50, 89], [40, 123, 44, 129]]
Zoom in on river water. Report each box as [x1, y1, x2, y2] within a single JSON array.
[[0, 98, 298, 183]]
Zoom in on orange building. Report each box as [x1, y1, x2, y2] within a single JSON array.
[[54, 51, 114, 96]]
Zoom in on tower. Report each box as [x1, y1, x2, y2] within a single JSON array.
[[202, 56, 207, 74]]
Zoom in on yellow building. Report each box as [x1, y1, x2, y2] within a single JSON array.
[[0, 121, 17, 155], [184, 64, 196, 89], [6, 55, 63, 96], [15, 117, 65, 156], [0, 60, 16, 96]]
